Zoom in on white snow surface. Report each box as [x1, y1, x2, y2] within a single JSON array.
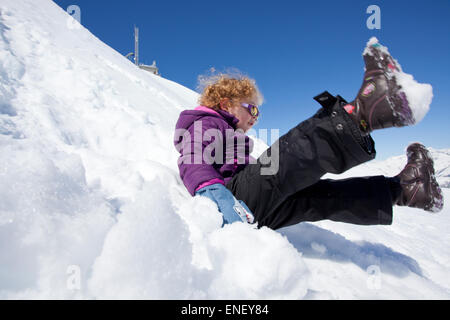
[[0, 0, 449, 299]]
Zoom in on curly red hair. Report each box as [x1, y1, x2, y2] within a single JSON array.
[[197, 71, 263, 111]]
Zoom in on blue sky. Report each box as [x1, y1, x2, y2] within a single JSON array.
[[54, 0, 450, 160]]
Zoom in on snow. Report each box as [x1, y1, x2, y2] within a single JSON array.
[[0, 0, 449, 299], [395, 72, 433, 124]]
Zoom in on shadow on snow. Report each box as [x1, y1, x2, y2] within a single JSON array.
[[279, 222, 423, 278]]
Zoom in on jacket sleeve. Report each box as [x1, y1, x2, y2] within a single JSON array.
[[175, 119, 225, 196], [219, 129, 253, 178]]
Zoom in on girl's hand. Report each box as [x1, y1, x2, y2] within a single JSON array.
[[195, 183, 255, 226]]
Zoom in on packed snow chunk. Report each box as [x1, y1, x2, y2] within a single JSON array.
[[175, 194, 223, 270], [0, 137, 116, 299], [363, 37, 433, 124], [176, 193, 223, 238], [88, 181, 202, 299], [395, 72, 433, 124], [206, 224, 310, 299]]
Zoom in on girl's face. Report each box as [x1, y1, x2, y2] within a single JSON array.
[[221, 98, 258, 133]]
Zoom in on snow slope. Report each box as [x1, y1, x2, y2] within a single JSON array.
[[0, 0, 449, 299]]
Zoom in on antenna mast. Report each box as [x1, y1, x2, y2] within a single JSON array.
[[134, 25, 139, 66]]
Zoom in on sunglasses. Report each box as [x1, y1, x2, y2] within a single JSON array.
[[240, 103, 260, 118]]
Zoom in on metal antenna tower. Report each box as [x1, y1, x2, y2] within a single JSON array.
[[134, 25, 139, 66]]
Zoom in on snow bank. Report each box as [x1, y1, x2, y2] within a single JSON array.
[[0, 136, 116, 299], [0, 0, 449, 299], [88, 182, 198, 299]]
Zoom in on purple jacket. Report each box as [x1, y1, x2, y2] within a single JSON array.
[[174, 106, 254, 196]]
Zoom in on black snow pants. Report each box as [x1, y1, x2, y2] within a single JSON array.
[[226, 92, 395, 230]]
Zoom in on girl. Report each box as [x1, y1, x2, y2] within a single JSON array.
[[174, 39, 444, 230]]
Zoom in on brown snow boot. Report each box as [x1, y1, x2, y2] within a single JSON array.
[[393, 143, 444, 212], [344, 38, 416, 135]]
